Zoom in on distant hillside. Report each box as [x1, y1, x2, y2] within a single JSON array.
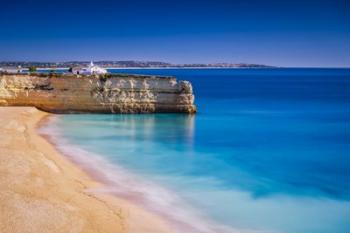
[[0, 61, 275, 68]]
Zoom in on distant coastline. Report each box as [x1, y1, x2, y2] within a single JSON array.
[[0, 60, 275, 69], [36, 66, 278, 71], [3, 61, 349, 71]]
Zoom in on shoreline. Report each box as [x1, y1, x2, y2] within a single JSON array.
[[38, 113, 242, 233], [0, 107, 172, 233], [38, 115, 231, 233]]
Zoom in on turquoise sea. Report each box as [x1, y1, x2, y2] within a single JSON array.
[[41, 68, 350, 233]]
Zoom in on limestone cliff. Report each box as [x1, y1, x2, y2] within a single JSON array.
[[0, 73, 196, 114]]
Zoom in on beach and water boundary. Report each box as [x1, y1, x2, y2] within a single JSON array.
[[0, 106, 242, 233], [0, 107, 173, 233], [38, 112, 243, 233]]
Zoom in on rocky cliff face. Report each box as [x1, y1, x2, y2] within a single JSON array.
[[0, 74, 196, 114]]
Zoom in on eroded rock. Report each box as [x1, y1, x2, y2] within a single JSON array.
[[0, 74, 197, 114]]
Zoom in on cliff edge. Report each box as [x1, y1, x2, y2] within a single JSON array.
[[0, 73, 196, 114]]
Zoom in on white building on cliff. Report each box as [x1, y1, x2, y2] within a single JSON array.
[[72, 61, 107, 75]]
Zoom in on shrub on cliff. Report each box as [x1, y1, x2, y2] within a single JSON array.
[[99, 73, 112, 82], [28, 66, 37, 73], [48, 72, 63, 78]]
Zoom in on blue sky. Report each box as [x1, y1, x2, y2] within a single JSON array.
[[0, 0, 349, 67]]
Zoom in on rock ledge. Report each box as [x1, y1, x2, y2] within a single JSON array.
[[0, 73, 196, 114]]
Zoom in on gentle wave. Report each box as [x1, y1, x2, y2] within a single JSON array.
[[38, 116, 264, 233]]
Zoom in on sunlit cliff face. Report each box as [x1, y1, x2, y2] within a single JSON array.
[[0, 74, 196, 114]]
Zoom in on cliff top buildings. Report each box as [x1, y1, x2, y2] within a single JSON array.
[[72, 61, 107, 75], [0, 66, 23, 73]]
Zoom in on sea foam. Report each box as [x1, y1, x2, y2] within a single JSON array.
[[38, 116, 259, 233]]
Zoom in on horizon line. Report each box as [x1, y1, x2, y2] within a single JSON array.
[[1, 60, 350, 69]]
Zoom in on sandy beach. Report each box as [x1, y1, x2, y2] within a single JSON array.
[[0, 107, 172, 233]]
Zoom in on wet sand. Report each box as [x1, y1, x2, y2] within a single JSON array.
[[0, 107, 172, 233]]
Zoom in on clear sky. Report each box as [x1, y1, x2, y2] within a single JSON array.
[[0, 0, 349, 67]]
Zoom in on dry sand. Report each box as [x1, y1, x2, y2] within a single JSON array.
[[0, 107, 173, 233]]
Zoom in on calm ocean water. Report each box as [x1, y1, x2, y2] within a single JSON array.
[[43, 68, 350, 233]]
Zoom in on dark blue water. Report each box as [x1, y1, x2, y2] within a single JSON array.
[[49, 68, 350, 233]]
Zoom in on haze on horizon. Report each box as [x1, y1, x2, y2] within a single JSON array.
[[0, 0, 349, 67]]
